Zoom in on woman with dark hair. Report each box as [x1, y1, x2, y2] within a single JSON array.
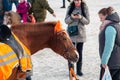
[[98, 7, 120, 80], [65, 0, 90, 76]]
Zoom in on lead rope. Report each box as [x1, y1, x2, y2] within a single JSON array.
[[70, 68, 79, 80]]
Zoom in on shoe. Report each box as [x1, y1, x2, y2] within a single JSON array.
[[67, 0, 71, 2], [60, 6, 65, 8], [77, 71, 83, 76]]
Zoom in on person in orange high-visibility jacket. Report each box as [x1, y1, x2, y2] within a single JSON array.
[[0, 24, 33, 80]]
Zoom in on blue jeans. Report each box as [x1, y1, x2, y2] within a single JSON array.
[[9, 0, 18, 10], [0, 11, 4, 24], [2, 0, 11, 11]]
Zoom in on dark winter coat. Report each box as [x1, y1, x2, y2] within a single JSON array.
[[29, 0, 54, 22]]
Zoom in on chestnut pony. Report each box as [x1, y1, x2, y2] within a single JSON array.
[[3, 11, 79, 80], [11, 21, 79, 62], [4, 11, 79, 62]]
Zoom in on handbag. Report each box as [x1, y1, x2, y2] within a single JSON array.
[[102, 67, 112, 80], [67, 25, 78, 36]]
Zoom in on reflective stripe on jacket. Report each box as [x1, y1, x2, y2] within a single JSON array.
[[0, 33, 32, 80]]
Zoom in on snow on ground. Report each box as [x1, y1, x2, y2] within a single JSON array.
[[12, 0, 120, 80]]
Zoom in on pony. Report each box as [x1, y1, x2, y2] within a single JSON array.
[[4, 11, 79, 80], [11, 21, 79, 62], [4, 11, 79, 62]]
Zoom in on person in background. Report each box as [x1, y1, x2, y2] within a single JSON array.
[[0, 0, 4, 24], [98, 7, 120, 80], [29, 0, 56, 22], [9, 0, 19, 10], [0, 0, 11, 24], [17, 0, 30, 23], [0, 24, 33, 80], [2, 0, 11, 11], [64, 0, 90, 76], [60, 0, 71, 8]]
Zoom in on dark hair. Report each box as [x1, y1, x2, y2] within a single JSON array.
[[0, 25, 11, 41], [68, 0, 86, 17], [98, 6, 114, 16]]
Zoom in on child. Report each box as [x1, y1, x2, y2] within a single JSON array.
[[17, 0, 30, 23]]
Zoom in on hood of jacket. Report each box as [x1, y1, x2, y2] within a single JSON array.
[[106, 12, 120, 23]]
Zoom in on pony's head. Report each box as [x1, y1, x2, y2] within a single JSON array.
[[51, 21, 79, 63], [3, 11, 21, 25], [53, 30, 79, 63]]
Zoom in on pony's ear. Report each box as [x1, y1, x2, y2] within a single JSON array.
[[54, 20, 64, 33]]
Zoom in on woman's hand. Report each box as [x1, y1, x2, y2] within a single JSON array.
[[102, 64, 108, 69], [52, 13, 56, 17], [71, 14, 82, 19]]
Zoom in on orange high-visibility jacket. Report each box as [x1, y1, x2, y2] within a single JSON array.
[[0, 33, 32, 80]]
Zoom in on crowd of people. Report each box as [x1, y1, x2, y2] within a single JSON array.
[[0, 0, 120, 80], [0, 0, 56, 24]]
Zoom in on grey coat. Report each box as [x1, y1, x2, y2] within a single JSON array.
[[65, 3, 90, 42]]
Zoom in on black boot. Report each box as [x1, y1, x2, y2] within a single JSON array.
[[67, 0, 71, 2], [60, 6, 65, 8], [60, 0, 65, 8], [77, 62, 83, 76]]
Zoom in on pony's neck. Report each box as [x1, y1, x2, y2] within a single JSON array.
[[28, 25, 55, 54]]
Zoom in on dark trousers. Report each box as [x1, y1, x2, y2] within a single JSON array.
[[110, 68, 120, 80], [2, 0, 11, 11], [9, 1, 18, 10], [26, 76, 32, 80], [68, 42, 84, 72], [0, 14, 3, 24], [99, 67, 105, 80], [62, 0, 65, 7], [100, 67, 120, 80]]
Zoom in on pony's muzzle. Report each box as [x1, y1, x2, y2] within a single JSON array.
[[70, 50, 79, 63]]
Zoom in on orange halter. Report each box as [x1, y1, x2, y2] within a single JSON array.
[[54, 20, 64, 33]]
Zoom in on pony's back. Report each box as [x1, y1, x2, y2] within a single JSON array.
[[11, 21, 57, 32]]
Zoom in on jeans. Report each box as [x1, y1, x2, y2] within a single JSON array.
[[0, 13, 3, 24], [9, 0, 18, 10]]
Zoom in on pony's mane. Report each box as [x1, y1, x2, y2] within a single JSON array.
[[11, 21, 57, 32]]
